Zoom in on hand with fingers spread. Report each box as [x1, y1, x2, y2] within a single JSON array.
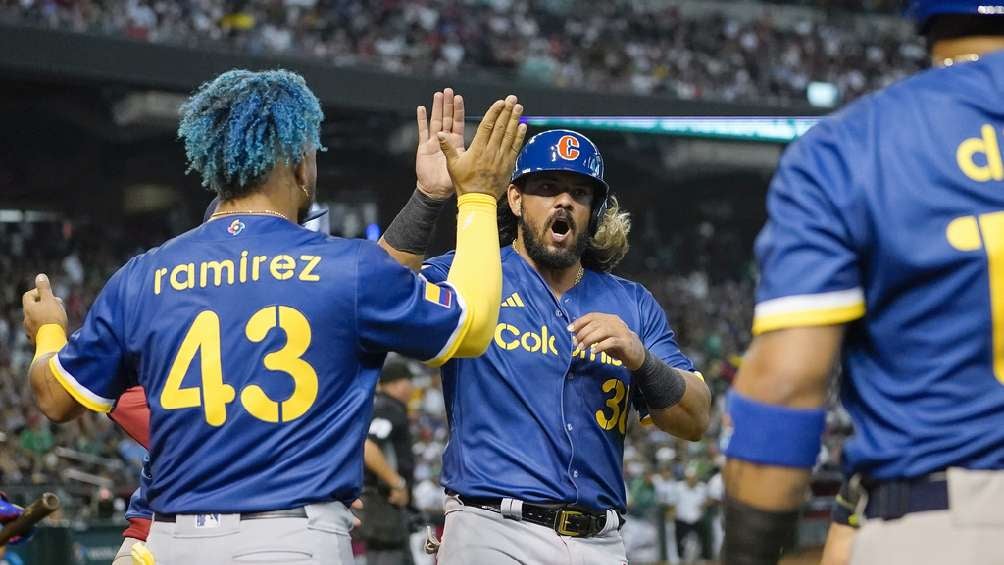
[[22, 274, 68, 344], [416, 88, 466, 200], [438, 95, 527, 199], [568, 313, 647, 371]]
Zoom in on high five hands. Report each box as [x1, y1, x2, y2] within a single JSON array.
[[437, 94, 526, 199]]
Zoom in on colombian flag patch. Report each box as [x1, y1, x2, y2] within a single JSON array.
[[424, 282, 453, 308]]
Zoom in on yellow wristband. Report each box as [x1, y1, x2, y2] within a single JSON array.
[[456, 192, 499, 210], [33, 324, 68, 364]]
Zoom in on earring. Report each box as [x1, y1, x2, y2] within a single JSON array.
[[300, 185, 310, 199]]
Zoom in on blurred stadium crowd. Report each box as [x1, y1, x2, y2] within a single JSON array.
[[0, 222, 161, 521], [3, 0, 923, 105]]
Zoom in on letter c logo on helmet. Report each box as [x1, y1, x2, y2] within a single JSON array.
[[556, 135, 581, 161]]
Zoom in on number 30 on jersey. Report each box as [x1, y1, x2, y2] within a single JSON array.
[[160, 306, 318, 426]]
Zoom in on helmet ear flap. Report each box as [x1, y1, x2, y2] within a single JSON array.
[[589, 187, 610, 236]]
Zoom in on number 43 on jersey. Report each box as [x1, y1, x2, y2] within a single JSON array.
[[161, 306, 318, 426]]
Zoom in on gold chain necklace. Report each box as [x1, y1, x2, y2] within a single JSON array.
[[513, 240, 584, 286], [209, 209, 289, 221]]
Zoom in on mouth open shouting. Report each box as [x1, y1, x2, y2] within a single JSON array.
[[548, 213, 575, 246]]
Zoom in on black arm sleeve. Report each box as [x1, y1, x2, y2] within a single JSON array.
[[722, 496, 800, 565], [382, 189, 447, 255], [632, 349, 687, 410]]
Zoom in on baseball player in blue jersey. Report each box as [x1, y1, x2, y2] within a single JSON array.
[[380, 116, 711, 564], [20, 70, 527, 564], [108, 198, 332, 565], [722, 3, 1004, 565]]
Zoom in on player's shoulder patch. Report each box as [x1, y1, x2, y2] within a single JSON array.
[[423, 280, 454, 308]]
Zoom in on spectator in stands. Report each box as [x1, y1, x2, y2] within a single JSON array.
[[18, 414, 52, 458], [0, 0, 924, 106], [707, 464, 725, 558], [671, 466, 712, 563]]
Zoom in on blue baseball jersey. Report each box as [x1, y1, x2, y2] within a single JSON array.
[[423, 247, 694, 512], [125, 457, 153, 521], [52, 215, 468, 513], [752, 50, 1004, 480]]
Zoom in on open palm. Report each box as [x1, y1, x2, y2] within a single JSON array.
[[416, 88, 466, 199]]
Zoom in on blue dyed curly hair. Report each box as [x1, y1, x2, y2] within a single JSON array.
[[178, 69, 325, 199]]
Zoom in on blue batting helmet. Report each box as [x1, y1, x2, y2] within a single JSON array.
[[510, 129, 610, 236], [904, 1, 1004, 27]]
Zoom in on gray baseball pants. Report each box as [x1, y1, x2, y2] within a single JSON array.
[[437, 495, 628, 565], [145, 501, 355, 564]]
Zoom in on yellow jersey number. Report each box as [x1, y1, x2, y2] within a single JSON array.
[[947, 211, 1004, 383], [595, 378, 630, 434], [160, 306, 318, 426]]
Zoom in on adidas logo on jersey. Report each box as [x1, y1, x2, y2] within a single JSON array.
[[500, 292, 526, 308]]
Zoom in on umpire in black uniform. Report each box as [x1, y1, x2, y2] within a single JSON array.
[[360, 358, 416, 565]]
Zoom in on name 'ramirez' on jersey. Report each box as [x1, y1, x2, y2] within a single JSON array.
[[51, 215, 470, 513], [752, 50, 1004, 480], [423, 246, 694, 513]]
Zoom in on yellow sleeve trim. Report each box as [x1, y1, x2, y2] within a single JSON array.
[[424, 292, 475, 368], [47, 356, 114, 413], [752, 303, 865, 336], [455, 193, 498, 208]]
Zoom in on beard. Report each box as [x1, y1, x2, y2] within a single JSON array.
[[519, 210, 590, 270]]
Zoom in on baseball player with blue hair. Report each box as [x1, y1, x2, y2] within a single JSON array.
[[102, 192, 337, 565], [20, 70, 526, 564], [722, 3, 1004, 564], [380, 98, 712, 563]]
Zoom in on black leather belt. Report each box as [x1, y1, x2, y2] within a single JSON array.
[[458, 496, 620, 538], [155, 508, 307, 523], [864, 473, 948, 520]]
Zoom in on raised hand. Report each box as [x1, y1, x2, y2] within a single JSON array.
[[21, 274, 68, 344], [437, 95, 527, 199], [416, 88, 466, 200]]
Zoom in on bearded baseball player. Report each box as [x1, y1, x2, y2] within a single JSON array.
[[380, 114, 712, 564]]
